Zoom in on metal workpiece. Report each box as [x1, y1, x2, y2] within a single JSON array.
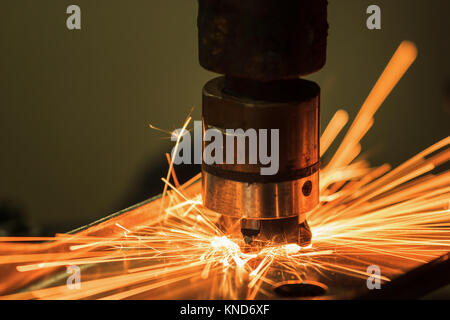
[[197, 0, 328, 81]]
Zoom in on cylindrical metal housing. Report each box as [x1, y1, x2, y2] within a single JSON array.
[[198, 0, 327, 245], [197, 0, 328, 81], [201, 77, 320, 240]]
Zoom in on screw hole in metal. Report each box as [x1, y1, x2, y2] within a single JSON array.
[[302, 180, 312, 196], [273, 280, 328, 298]]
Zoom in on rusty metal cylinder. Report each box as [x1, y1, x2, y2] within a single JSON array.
[[198, 0, 328, 81]]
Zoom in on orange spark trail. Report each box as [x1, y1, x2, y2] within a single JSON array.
[[326, 41, 418, 171]]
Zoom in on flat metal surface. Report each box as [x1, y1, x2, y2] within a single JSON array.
[[1, 180, 448, 299]]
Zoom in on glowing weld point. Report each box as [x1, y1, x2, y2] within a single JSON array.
[[233, 256, 246, 269], [222, 258, 229, 267], [210, 236, 254, 269], [284, 244, 301, 255], [211, 236, 237, 250]]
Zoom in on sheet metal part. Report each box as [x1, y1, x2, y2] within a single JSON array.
[[198, 0, 327, 245], [2, 187, 448, 299], [358, 252, 450, 300]]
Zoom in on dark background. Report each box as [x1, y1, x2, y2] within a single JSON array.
[[1, 0, 449, 235]]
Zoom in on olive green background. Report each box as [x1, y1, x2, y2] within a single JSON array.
[[1, 0, 449, 232]]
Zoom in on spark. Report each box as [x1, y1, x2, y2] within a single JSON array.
[[0, 41, 448, 300]]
